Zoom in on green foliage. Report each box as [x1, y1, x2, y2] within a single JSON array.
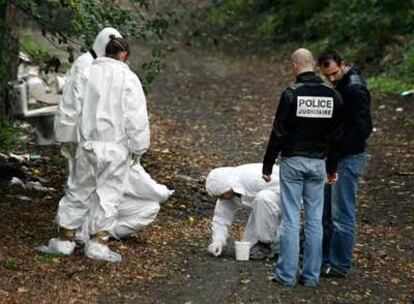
[[368, 75, 411, 95], [36, 254, 60, 264], [208, 0, 414, 66], [4, 257, 23, 270], [137, 49, 166, 93], [20, 33, 55, 71], [367, 39, 414, 95], [0, 120, 17, 152], [9, 0, 174, 88], [391, 41, 414, 84], [12, 0, 170, 49]]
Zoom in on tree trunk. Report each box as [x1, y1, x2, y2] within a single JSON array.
[[0, 1, 20, 121]]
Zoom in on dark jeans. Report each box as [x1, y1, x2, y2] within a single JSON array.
[[323, 153, 367, 275]]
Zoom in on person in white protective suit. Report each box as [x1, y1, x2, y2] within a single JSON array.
[[37, 28, 123, 256], [72, 159, 174, 243], [55, 27, 122, 150], [206, 163, 282, 260], [38, 35, 157, 262], [53, 27, 122, 237]]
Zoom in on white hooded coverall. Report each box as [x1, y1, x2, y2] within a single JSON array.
[[54, 27, 122, 211], [206, 163, 281, 254], [55, 27, 122, 144], [56, 56, 150, 236]]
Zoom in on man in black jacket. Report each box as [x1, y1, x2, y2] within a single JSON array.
[[318, 51, 373, 278], [262, 48, 342, 287]]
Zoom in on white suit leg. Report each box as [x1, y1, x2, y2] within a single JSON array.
[[110, 162, 172, 239], [87, 143, 129, 235], [60, 143, 78, 189], [211, 198, 239, 246], [243, 189, 281, 246], [56, 146, 96, 230], [113, 200, 160, 239]]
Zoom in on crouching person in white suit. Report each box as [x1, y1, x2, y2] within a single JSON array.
[[73, 160, 174, 243], [109, 161, 173, 240], [206, 163, 281, 260]]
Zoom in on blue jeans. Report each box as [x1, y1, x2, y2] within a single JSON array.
[[275, 156, 326, 285], [323, 153, 367, 275]]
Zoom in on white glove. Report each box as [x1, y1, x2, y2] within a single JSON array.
[[208, 242, 223, 257]]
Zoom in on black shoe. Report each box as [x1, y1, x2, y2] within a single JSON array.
[[249, 242, 273, 260], [298, 277, 318, 288], [271, 275, 296, 287], [321, 266, 347, 278]]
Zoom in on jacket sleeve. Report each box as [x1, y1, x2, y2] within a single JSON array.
[[326, 90, 344, 174], [54, 64, 83, 143], [262, 90, 292, 175], [124, 74, 150, 155], [337, 85, 373, 151]]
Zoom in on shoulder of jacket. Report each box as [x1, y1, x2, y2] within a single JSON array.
[[288, 83, 305, 91], [75, 53, 93, 66], [289, 81, 331, 90], [348, 74, 367, 88], [282, 87, 296, 102]]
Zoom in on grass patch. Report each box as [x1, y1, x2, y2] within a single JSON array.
[[0, 121, 18, 153], [368, 75, 412, 95], [36, 254, 61, 265], [4, 257, 23, 270]]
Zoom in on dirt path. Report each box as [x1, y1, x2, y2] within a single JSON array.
[[106, 45, 413, 303]]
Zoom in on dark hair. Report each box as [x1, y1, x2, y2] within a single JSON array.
[[105, 34, 130, 59], [318, 51, 343, 68]]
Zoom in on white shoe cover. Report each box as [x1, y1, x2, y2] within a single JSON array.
[[36, 238, 76, 256], [84, 240, 122, 263]]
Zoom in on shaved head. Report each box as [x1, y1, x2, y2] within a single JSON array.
[[291, 48, 314, 67], [290, 48, 315, 76]]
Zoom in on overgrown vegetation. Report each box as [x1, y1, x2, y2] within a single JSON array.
[[0, 120, 17, 152], [207, 0, 414, 94], [0, 0, 175, 150], [11, 0, 173, 86]]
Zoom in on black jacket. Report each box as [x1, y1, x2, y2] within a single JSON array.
[[334, 67, 372, 158], [262, 72, 343, 175]]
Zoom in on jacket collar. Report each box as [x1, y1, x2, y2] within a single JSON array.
[[295, 71, 322, 83]]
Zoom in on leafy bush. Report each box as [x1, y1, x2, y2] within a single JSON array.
[[207, 0, 414, 66], [391, 42, 414, 84], [3, 1, 175, 93], [0, 121, 17, 152], [368, 75, 411, 95]]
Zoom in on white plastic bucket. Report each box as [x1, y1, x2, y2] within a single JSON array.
[[235, 241, 251, 261]]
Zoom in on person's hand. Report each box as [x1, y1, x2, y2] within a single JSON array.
[[262, 174, 272, 182], [327, 173, 338, 185], [208, 242, 223, 257]]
